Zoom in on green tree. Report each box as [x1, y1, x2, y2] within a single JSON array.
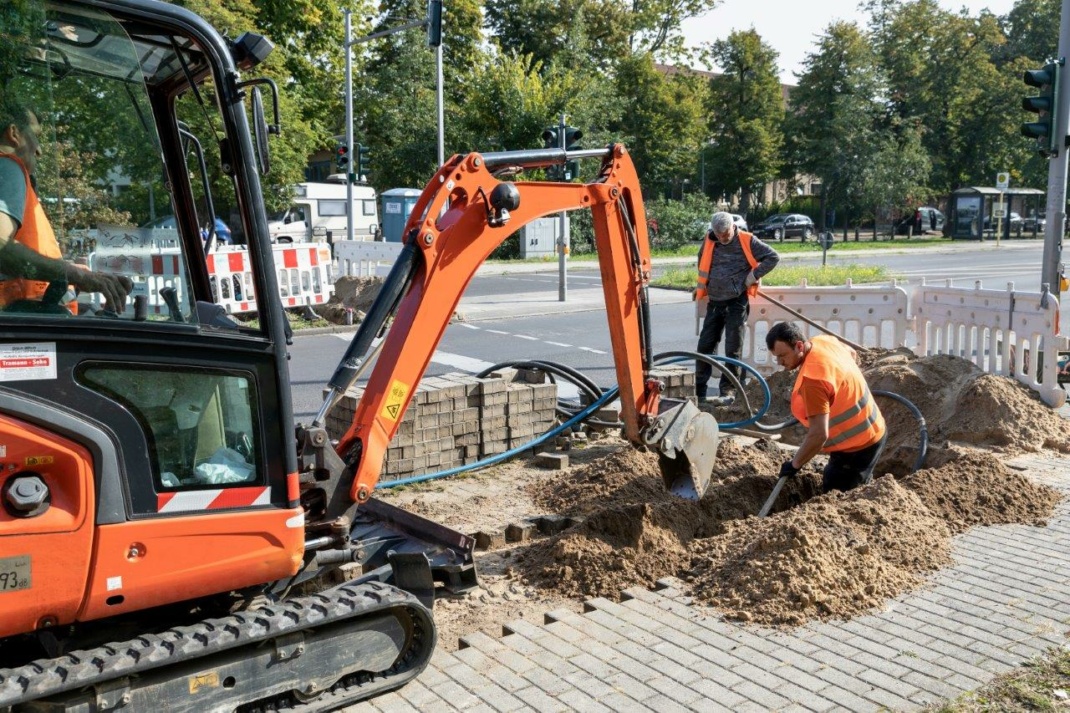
[[612, 54, 709, 194], [704, 29, 784, 213], [786, 21, 885, 227]]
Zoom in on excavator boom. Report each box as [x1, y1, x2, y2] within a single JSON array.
[[319, 146, 719, 503]]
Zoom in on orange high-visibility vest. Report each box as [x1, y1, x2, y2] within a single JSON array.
[[0, 155, 70, 309], [790, 335, 886, 453], [695, 229, 759, 300]]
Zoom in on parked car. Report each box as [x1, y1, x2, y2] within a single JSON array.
[[143, 215, 233, 244], [1023, 213, 1046, 232], [895, 207, 945, 235], [754, 213, 814, 241]]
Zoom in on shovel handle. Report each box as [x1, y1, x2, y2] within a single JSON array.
[[758, 475, 789, 518]]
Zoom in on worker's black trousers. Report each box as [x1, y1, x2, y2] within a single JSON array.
[[823, 432, 888, 493], [696, 292, 749, 398]]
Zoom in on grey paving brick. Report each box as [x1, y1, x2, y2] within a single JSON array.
[[816, 685, 881, 712], [602, 672, 661, 702], [646, 674, 705, 706], [464, 704, 500, 713], [857, 667, 922, 699], [859, 683, 921, 711], [453, 648, 531, 692], [614, 640, 702, 685], [555, 688, 615, 713], [729, 661, 820, 707], [395, 679, 450, 709], [505, 619, 585, 659], [521, 666, 580, 698], [639, 694, 692, 713], [512, 686, 571, 713], [429, 678, 483, 710], [729, 679, 793, 709], [902, 670, 971, 700], [559, 670, 619, 700], [367, 691, 417, 713], [889, 651, 962, 682], [685, 678, 749, 710]]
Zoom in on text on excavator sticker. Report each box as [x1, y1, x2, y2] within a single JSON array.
[[24, 456, 54, 466], [0, 555, 31, 592], [0, 343, 57, 382], [381, 380, 411, 423], [188, 671, 220, 694]]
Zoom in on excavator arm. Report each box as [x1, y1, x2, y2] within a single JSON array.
[[314, 145, 718, 513]]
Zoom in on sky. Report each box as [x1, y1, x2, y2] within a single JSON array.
[[682, 0, 1019, 83]]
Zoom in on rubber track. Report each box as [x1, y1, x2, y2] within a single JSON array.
[[0, 581, 433, 709]]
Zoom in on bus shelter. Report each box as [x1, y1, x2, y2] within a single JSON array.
[[949, 186, 1045, 240]]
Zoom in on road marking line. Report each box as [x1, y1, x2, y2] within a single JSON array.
[[487, 329, 510, 335], [514, 334, 539, 341], [545, 341, 573, 347], [457, 323, 481, 330], [579, 347, 607, 354]]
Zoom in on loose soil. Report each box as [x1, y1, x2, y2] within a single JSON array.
[[313, 276, 383, 324], [378, 352, 1065, 645]]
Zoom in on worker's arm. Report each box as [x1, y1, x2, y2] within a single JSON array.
[[749, 237, 780, 280], [0, 212, 132, 311], [791, 412, 828, 469]]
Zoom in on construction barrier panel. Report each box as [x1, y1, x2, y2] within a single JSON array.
[[695, 278, 1064, 408], [914, 279, 1065, 408], [88, 243, 334, 316], [696, 279, 911, 373], [334, 239, 403, 278]]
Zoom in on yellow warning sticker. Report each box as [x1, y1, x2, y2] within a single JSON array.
[[381, 380, 411, 422], [189, 671, 220, 694], [24, 455, 54, 466]]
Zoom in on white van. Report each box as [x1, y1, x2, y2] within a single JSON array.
[[268, 181, 379, 243]]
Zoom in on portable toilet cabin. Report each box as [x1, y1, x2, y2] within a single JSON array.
[[381, 188, 422, 243]]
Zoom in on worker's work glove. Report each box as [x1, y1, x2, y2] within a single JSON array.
[[778, 460, 799, 479], [744, 271, 758, 287]]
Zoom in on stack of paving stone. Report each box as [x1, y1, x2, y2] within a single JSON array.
[[325, 369, 557, 482]]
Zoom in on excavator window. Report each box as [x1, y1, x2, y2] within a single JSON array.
[[79, 365, 262, 495]]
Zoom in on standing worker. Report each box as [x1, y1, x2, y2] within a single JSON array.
[[765, 322, 887, 493], [694, 211, 779, 405], [0, 99, 130, 312]]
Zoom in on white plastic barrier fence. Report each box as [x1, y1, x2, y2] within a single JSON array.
[[88, 243, 334, 316], [334, 240, 403, 277], [914, 279, 1065, 407], [695, 280, 911, 374]]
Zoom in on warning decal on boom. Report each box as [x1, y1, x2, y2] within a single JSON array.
[[381, 380, 411, 422]]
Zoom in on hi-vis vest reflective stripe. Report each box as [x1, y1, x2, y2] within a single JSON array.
[[695, 229, 759, 301], [790, 335, 886, 453], [0, 155, 69, 309]]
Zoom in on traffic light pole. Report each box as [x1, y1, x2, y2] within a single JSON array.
[[558, 113, 569, 302], [1043, 0, 1070, 299]]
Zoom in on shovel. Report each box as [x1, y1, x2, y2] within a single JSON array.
[[757, 472, 790, 517]]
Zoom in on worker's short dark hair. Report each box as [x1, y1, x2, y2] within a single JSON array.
[[766, 322, 806, 350], [0, 95, 35, 135]]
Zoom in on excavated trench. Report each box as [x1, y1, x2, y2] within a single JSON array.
[[505, 350, 1068, 627]]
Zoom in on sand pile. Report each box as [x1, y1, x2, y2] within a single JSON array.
[[690, 476, 953, 626], [314, 276, 383, 323], [901, 447, 1062, 534]]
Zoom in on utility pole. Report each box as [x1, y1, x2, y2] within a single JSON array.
[[344, 8, 355, 243], [1042, 0, 1070, 299], [558, 112, 569, 302]]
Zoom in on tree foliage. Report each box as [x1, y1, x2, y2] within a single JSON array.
[[704, 30, 784, 212]]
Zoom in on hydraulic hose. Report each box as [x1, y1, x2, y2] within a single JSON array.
[[653, 352, 772, 430], [873, 389, 928, 472]]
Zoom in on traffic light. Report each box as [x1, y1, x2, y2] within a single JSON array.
[[563, 126, 582, 180], [336, 144, 349, 172], [356, 143, 371, 181], [426, 0, 442, 48], [541, 127, 559, 149], [564, 126, 583, 150], [1022, 60, 1062, 158]]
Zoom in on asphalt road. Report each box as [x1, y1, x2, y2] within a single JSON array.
[[290, 241, 1060, 422]]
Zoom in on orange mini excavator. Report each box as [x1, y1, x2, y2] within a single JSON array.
[[0, 0, 718, 709]]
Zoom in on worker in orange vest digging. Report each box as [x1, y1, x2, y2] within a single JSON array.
[[765, 321, 888, 493], [0, 99, 130, 313], [694, 211, 779, 405]]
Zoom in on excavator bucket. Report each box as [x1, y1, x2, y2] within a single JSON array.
[[643, 400, 719, 499]]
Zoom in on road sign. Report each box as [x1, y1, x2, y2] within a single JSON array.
[[993, 206, 1007, 219], [996, 172, 1010, 190]]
